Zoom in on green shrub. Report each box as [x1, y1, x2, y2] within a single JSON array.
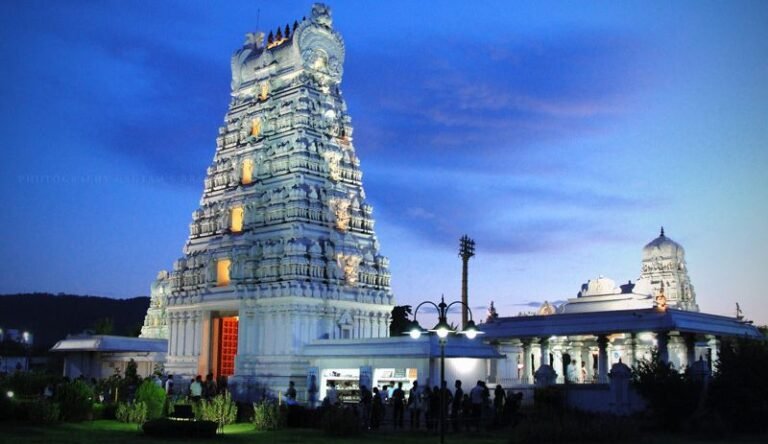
[[54, 380, 93, 422], [143, 418, 218, 438], [25, 400, 60, 424], [92, 402, 117, 420], [116, 401, 147, 424], [253, 400, 283, 431], [321, 405, 360, 437], [135, 380, 166, 420], [198, 392, 238, 431]]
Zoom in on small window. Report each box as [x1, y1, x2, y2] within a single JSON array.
[[230, 207, 244, 233], [241, 159, 254, 185], [217, 259, 231, 287]]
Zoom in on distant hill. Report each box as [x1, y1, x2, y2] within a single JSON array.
[[0, 293, 150, 350]]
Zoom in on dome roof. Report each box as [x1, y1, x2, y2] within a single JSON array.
[[643, 227, 684, 259]]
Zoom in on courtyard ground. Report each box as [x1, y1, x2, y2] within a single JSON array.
[[1, 420, 768, 444]]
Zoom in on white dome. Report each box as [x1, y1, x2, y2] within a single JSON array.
[[642, 227, 684, 261]]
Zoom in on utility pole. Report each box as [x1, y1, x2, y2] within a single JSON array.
[[459, 235, 475, 329]]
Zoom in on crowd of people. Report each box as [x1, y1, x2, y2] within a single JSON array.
[[321, 379, 522, 431], [161, 373, 230, 402]]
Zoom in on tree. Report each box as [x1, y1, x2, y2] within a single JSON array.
[[632, 347, 699, 430], [389, 305, 412, 337], [93, 317, 114, 335], [708, 338, 768, 432]]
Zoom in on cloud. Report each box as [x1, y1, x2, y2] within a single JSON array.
[[344, 32, 650, 177], [364, 165, 653, 254], [1, 1, 228, 182]]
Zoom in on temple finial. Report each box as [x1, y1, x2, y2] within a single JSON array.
[[660, 226, 665, 237]]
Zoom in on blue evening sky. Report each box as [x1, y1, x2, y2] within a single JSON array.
[[1, 1, 766, 324]]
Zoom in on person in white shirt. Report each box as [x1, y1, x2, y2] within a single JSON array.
[[325, 381, 338, 406]]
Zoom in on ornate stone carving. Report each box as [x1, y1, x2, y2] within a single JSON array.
[[328, 197, 351, 232], [336, 254, 361, 286], [322, 151, 342, 181]]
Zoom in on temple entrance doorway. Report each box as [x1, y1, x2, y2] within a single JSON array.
[[211, 316, 239, 379]]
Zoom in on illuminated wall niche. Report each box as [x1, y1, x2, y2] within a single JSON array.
[[259, 83, 269, 101], [251, 119, 261, 138], [216, 259, 231, 287], [241, 159, 254, 185], [230, 207, 244, 233]]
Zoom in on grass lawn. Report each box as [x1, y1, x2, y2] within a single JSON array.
[[1, 420, 767, 444], [0, 421, 504, 444]]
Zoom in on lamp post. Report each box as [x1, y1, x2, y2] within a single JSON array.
[[408, 296, 482, 444]]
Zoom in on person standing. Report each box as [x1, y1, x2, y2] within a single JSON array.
[[452, 380, 464, 432], [164, 375, 175, 397], [189, 376, 203, 402], [469, 380, 484, 431], [203, 373, 217, 400], [325, 381, 338, 406], [493, 384, 506, 425], [440, 380, 453, 425], [359, 384, 372, 429], [392, 381, 405, 429], [371, 387, 383, 430], [407, 380, 422, 429], [423, 386, 434, 430], [286, 381, 297, 405]]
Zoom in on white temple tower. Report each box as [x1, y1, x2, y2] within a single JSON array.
[[638, 227, 698, 311], [141, 3, 394, 398]]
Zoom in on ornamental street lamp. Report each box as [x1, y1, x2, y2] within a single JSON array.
[[407, 296, 483, 444]]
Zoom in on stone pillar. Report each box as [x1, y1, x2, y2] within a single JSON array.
[[540, 338, 550, 368], [522, 340, 532, 384], [551, 341, 564, 383], [238, 309, 251, 355], [569, 341, 584, 383], [657, 331, 669, 364], [684, 334, 696, 369], [668, 331, 684, 370], [198, 310, 212, 376], [626, 333, 637, 368], [167, 313, 176, 356], [382, 314, 391, 338], [597, 335, 609, 383], [192, 311, 200, 356], [173, 313, 182, 357], [183, 312, 192, 356], [707, 336, 720, 371], [584, 346, 596, 383]]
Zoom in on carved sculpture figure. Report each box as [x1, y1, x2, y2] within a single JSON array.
[[329, 197, 351, 232], [323, 151, 342, 181], [336, 254, 361, 286]]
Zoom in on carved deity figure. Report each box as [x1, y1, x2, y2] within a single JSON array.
[[336, 254, 361, 286], [259, 82, 269, 101], [252, 118, 262, 138], [322, 151, 342, 181], [329, 197, 351, 232], [655, 287, 668, 310]]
